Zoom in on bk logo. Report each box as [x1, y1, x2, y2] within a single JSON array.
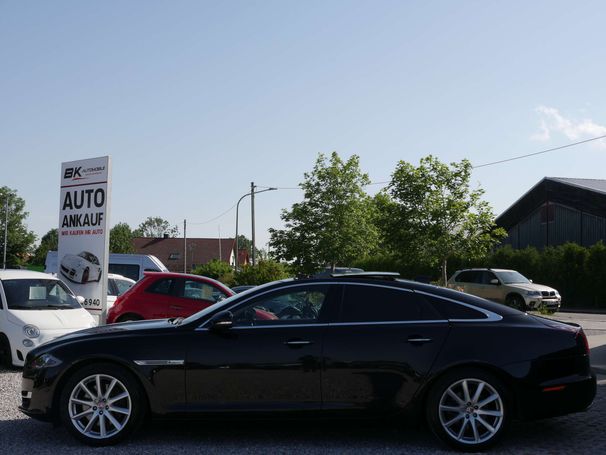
[[64, 167, 83, 179]]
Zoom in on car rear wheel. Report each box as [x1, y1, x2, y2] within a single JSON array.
[[506, 294, 526, 311], [426, 368, 510, 452], [59, 363, 145, 446]]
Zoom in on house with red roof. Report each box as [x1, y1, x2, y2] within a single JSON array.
[[132, 237, 249, 273]]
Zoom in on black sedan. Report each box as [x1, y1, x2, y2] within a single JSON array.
[[19, 273, 596, 451]]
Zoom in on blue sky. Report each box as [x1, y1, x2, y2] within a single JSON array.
[[2, 0, 606, 249]]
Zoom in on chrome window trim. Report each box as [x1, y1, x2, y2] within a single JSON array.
[[329, 319, 448, 326], [414, 290, 503, 322], [196, 320, 448, 331], [134, 360, 185, 366]]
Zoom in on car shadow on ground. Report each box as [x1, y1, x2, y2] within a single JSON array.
[[1, 385, 603, 455]]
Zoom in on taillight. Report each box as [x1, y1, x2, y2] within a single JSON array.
[[576, 329, 590, 355]]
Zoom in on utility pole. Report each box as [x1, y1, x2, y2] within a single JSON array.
[[3, 196, 8, 270], [183, 219, 187, 273], [251, 182, 256, 266], [218, 225, 222, 262]]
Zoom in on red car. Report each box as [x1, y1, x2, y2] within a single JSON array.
[[107, 272, 234, 323]]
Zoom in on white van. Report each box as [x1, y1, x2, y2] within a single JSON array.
[[45, 251, 168, 282], [0, 270, 96, 367]]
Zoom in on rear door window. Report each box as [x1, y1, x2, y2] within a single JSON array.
[[340, 284, 439, 323]]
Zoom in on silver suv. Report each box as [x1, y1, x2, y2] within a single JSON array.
[[447, 268, 561, 312]]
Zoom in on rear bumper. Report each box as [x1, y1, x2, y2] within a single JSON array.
[[516, 371, 596, 420]]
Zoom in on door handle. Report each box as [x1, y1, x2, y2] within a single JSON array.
[[284, 340, 313, 346], [169, 305, 183, 310], [407, 337, 432, 344]]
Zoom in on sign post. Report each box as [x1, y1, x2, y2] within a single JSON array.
[[58, 156, 111, 324]]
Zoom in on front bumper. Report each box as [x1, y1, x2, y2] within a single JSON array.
[[525, 297, 561, 311], [19, 363, 64, 422]]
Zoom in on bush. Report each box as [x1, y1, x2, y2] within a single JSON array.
[[191, 259, 234, 286], [233, 260, 289, 286]]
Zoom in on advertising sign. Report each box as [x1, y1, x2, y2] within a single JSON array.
[[58, 156, 111, 324]]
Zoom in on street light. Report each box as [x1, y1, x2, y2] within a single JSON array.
[[235, 183, 276, 270]]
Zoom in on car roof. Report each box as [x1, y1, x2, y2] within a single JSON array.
[[0, 269, 59, 280], [107, 273, 135, 282], [142, 271, 232, 290]]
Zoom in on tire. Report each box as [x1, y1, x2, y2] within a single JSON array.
[[82, 268, 90, 283], [426, 367, 510, 452], [0, 335, 13, 368], [117, 314, 143, 323], [59, 363, 146, 446], [505, 294, 526, 312]]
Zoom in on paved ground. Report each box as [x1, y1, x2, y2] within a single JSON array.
[[1, 312, 605, 454]]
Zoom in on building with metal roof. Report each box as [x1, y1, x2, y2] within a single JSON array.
[[496, 177, 606, 249]]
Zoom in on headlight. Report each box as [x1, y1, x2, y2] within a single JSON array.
[[525, 290, 541, 297], [23, 325, 40, 338], [29, 353, 62, 369]]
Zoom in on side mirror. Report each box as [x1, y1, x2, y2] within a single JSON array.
[[76, 296, 85, 305], [529, 279, 533, 283], [490, 279, 500, 286], [209, 310, 233, 331]]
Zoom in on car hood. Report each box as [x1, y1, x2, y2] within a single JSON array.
[[61, 254, 83, 267], [50, 318, 175, 343], [7, 308, 95, 330], [506, 283, 558, 293]]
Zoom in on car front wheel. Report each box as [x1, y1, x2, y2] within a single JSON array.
[[506, 294, 526, 311], [426, 368, 510, 451], [59, 363, 145, 446]]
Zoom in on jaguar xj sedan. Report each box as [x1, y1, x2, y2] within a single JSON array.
[[19, 273, 596, 451]]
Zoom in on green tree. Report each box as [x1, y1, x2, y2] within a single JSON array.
[[110, 222, 135, 253], [380, 156, 506, 285], [269, 152, 379, 275], [0, 187, 36, 266], [192, 259, 234, 285], [31, 228, 58, 265], [133, 217, 179, 238], [233, 260, 289, 286]]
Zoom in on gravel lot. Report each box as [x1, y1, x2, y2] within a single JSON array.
[[1, 367, 604, 454]]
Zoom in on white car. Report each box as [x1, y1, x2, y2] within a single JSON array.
[[60, 251, 102, 284], [107, 273, 136, 309], [0, 270, 96, 367]]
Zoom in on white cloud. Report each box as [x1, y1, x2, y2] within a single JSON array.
[[530, 106, 606, 147], [531, 106, 606, 148]]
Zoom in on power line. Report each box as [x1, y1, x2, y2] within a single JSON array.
[[473, 134, 606, 169], [188, 202, 237, 226], [202, 135, 606, 225]]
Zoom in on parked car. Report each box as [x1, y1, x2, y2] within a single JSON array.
[[60, 251, 102, 284], [107, 273, 136, 308], [447, 268, 561, 312], [0, 270, 96, 367], [20, 273, 595, 450], [106, 272, 234, 323]]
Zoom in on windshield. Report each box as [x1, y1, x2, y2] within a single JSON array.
[[2, 279, 81, 310], [496, 271, 530, 284]]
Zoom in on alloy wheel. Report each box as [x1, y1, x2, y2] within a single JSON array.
[[68, 374, 132, 440], [438, 378, 504, 445]]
